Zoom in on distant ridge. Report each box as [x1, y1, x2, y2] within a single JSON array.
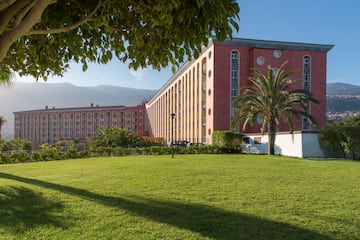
[[326, 82, 360, 114], [327, 82, 360, 95], [0, 82, 157, 139]]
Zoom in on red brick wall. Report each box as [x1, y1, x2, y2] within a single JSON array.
[[212, 43, 327, 134]]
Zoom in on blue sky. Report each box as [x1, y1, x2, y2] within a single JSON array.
[[18, 0, 360, 89]]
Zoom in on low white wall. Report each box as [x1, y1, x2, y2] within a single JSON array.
[[275, 133, 303, 157], [245, 132, 324, 158], [302, 133, 325, 158]]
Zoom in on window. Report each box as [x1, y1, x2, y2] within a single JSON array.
[[231, 89, 239, 97], [273, 50, 281, 58], [230, 52, 239, 89], [302, 56, 311, 130], [256, 56, 264, 65], [230, 51, 240, 127], [303, 56, 311, 91]]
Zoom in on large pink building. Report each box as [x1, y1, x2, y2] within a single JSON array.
[[145, 37, 333, 157], [14, 104, 146, 146], [14, 37, 333, 157]]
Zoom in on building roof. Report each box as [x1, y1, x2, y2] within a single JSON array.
[[14, 104, 144, 115], [146, 37, 334, 105], [213, 37, 334, 52]]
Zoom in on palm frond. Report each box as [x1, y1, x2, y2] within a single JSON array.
[[232, 61, 320, 135]]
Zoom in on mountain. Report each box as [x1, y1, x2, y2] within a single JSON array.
[[0, 82, 157, 139], [327, 82, 360, 95], [327, 95, 360, 113], [326, 82, 360, 114]]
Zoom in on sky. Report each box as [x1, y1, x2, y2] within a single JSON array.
[[17, 0, 360, 90]]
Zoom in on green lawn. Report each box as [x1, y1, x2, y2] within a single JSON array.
[[0, 154, 359, 240]]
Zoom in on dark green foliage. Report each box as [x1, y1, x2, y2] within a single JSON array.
[[319, 122, 346, 158], [91, 127, 166, 149], [91, 127, 146, 148], [212, 130, 242, 148], [342, 115, 360, 159], [150, 146, 170, 155], [29, 151, 41, 162], [0, 139, 33, 152], [319, 115, 360, 159], [0, 151, 29, 164], [1, 0, 239, 81], [0, 127, 243, 164]]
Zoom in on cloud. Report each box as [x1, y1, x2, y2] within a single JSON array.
[[129, 69, 145, 80]]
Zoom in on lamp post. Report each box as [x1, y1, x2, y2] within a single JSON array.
[[170, 113, 176, 158]]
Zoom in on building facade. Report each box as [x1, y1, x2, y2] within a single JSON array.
[[145, 37, 333, 157], [14, 104, 146, 147], [14, 37, 333, 157]]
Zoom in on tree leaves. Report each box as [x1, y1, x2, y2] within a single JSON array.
[[0, 0, 240, 81]]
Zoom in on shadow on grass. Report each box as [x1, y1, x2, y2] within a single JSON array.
[[0, 172, 331, 240], [0, 185, 67, 233]]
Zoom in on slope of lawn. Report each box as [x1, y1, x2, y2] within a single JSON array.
[[0, 154, 359, 240]]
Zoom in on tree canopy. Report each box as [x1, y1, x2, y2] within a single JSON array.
[[0, 0, 239, 82], [319, 114, 360, 159]]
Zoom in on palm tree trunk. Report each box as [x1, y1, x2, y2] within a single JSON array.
[[268, 124, 276, 155]]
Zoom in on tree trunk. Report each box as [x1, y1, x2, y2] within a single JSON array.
[[268, 124, 276, 155]]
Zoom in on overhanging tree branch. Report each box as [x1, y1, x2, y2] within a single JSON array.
[[0, 0, 240, 82], [14, 0, 37, 27], [0, 0, 56, 63], [0, 0, 16, 11], [0, 0, 32, 33], [25, 0, 102, 36]]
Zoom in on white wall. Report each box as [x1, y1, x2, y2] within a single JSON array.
[[302, 133, 325, 158], [246, 133, 324, 158]]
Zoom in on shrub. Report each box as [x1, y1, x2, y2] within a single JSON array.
[[319, 122, 346, 158], [10, 150, 30, 163], [150, 146, 163, 155], [78, 150, 90, 158], [40, 148, 63, 161], [112, 147, 124, 156], [30, 151, 42, 161], [319, 115, 360, 160], [212, 130, 242, 149]]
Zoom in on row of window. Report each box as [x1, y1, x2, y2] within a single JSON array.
[[16, 112, 137, 121]]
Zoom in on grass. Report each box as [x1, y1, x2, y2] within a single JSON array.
[[0, 154, 359, 240]]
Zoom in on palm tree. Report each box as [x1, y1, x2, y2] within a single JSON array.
[[232, 61, 319, 155], [0, 116, 6, 141]]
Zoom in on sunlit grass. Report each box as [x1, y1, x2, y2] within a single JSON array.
[[0, 155, 359, 239]]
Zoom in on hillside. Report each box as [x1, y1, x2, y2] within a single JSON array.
[[327, 82, 360, 95], [326, 95, 360, 113], [326, 82, 360, 114], [0, 82, 157, 139]]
